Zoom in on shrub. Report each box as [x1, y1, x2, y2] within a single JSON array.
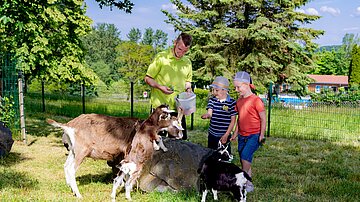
[[0, 96, 16, 129]]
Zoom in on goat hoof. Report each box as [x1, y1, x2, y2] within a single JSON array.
[[162, 148, 168, 152]]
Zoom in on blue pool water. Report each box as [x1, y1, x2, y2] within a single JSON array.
[[278, 96, 311, 105]]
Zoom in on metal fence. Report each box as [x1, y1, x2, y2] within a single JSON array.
[[266, 101, 359, 141], [0, 54, 20, 130], [25, 82, 360, 142]]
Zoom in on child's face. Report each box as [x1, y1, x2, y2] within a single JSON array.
[[234, 81, 250, 97], [212, 87, 227, 99]]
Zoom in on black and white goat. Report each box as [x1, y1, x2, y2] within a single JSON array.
[[198, 143, 253, 202]]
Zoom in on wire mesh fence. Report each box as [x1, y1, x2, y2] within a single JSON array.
[[0, 54, 20, 130], [24, 82, 360, 142], [267, 100, 360, 141]]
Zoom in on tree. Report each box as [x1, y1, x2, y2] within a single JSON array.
[[127, 28, 142, 43], [142, 28, 154, 46], [82, 23, 122, 83], [342, 33, 360, 59], [0, 0, 134, 86], [153, 29, 168, 51], [162, 0, 323, 95], [310, 48, 348, 75], [310, 34, 359, 76], [116, 41, 155, 83], [0, 0, 97, 85], [141, 28, 168, 51], [94, 0, 133, 12], [349, 45, 360, 87], [115, 41, 155, 97]]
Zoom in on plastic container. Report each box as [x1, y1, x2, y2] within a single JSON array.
[[175, 92, 196, 115]]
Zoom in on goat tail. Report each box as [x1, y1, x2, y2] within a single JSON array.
[[46, 119, 64, 128]]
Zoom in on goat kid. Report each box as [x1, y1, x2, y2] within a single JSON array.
[[198, 143, 253, 202], [111, 104, 183, 201]]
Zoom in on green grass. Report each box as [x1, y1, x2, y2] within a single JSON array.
[[2, 125, 359, 201], [3, 92, 358, 201]]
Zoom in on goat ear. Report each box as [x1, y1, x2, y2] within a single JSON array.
[[172, 120, 184, 130]]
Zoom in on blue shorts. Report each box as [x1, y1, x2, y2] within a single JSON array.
[[237, 133, 260, 163]]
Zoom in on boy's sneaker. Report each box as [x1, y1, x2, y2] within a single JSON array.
[[245, 180, 254, 192]]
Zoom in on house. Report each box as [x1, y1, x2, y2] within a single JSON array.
[[307, 74, 348, 93]]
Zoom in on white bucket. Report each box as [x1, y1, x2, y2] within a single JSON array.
[[175, 92, 196, 115]]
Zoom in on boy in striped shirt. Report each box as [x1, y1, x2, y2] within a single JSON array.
[[201, 76, 237, 153]]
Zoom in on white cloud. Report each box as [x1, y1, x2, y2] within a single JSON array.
[[343, 27, 359, 31], [320, 6, 340, 16], [161, 3, 177, 11], [296, 9, 305, 14], [356, 7, 360, 16], [306, 8, 319, 16]]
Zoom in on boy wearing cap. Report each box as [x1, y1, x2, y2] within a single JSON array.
[[231, 71, 266, 178], [201, 76, 237, 153]]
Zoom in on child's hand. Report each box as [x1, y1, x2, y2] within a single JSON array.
[[201, 113, 211, 119], [230, 135, 237, 142], [220, 135, 228, 144]]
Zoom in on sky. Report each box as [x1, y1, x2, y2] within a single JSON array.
[[84, 0, 360, 46]]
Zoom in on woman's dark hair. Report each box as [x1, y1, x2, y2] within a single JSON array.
[[176, 33, 192, 47]]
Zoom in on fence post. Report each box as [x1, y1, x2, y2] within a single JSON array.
[[18, 71, 26, 144], [130, 81, 134, 118], [41, 80, 45, 112], [81, 82, 85, 114], [267, 82, 273, 137]]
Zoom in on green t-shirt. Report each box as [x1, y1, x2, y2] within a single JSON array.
[[146, 48, 192, 109]]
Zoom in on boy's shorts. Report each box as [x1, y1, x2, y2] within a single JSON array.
[[237, 133, 260, 163]]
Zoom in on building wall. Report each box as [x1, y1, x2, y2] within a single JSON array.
[[308, 83, 347, 93]]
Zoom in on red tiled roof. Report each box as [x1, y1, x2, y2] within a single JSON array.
[[308, 74, 348, 85]]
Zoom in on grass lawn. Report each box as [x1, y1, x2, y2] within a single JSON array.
[[1, 112, 359, 201]]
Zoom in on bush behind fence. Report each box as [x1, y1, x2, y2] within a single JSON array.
[[25, 91, 359, 142]]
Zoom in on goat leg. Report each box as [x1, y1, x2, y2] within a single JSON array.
[[111, 172, 126, 201], [201, 189, 208, 202], [152, 140, 160, 150], [157, 136, 168, 152], [177, 107, 184, 124], [64, 151, 82, 198]]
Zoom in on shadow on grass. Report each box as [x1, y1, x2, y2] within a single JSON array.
[[0, 169, 39, 190], [0, 152, 31, 167], [77, 172, 114, 185]]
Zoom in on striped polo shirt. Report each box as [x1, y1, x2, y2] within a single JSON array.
[[207, 95, 237, 137]]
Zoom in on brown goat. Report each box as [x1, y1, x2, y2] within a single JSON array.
[[47, 114, 140, 198], [47, 109, 182, 198], [111, 104, 183, 201]]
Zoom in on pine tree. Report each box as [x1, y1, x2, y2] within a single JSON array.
[[349, 45, 360, 87], [162, 0, 323, 94]]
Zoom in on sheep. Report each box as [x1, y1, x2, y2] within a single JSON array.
[[111, 104, 183, 201], [198, 143, 253, 202], [47, 107, 182, 198]]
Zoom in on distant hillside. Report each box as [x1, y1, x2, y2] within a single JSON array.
[[318, 45, 342, 52]]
